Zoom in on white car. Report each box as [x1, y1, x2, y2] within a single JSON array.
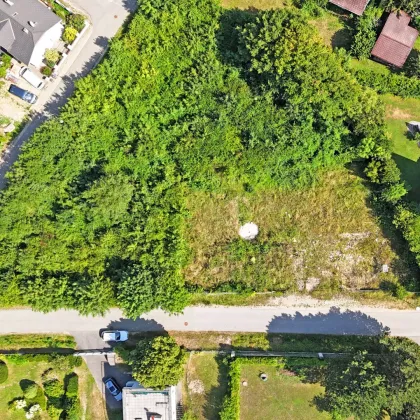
[[101, 330, 129, 342]]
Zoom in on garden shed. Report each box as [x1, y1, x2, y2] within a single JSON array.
[[328, 0, 370, 16], [371, 11, 419, 68]]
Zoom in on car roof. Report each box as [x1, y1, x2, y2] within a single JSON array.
[[9, 84, 26, 94], [102, 331, 118, 339]]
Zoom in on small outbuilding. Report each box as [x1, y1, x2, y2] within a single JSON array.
[[371, 11, 419, 68], [328, 0, 370, 16]]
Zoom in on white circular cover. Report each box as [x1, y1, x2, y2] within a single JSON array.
[[239, 222, 259, 240]]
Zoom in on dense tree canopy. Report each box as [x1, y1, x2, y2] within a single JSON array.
[[125, 336, 186, 389], [318, 337, 420, 419], [0, 0, 393, 315]]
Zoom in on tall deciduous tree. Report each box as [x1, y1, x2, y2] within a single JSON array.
[[127, 337, 186, 389], [319, 338, 420, 418]]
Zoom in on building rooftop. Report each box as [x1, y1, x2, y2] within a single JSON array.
[[371, 11, 419, 67], [328, 0, 370, 16], [122, 387, 177, 420], [0, 0, 61, 64]]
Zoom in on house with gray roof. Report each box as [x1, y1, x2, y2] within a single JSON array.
[[0, 0, 62, 66]]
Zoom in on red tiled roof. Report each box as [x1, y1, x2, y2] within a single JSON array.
[[371, 12, 419, 68], [329, 0, 370, 16]]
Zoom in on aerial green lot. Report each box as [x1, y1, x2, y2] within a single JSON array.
[[239, 364, 330, 420], [183, 353, 228, 419]]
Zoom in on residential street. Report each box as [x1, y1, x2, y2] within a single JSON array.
[[0, 0, 138, 188], [0, 305, 419, 344]]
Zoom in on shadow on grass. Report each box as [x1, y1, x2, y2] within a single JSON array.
[[202, 356, 229, 419], [393, 153, 420, 203]]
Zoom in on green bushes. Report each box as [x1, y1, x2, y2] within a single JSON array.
[[43, 379, 64, 399], [23, 383, 40, 399], [41, 67, 53, 77], [44, 49, 60, 63], [0, 361, 8, 383], [405, 54, 420, 78], [294, 0, 328, 16], [6, 354, 51, 365], [65, 373, 78, 397], [66, 14, 85, 32], [124, 336, 186, 389], [393, 205, 420, 267], [0, 53, 11, 79], [353, 68, 420, 98], [318, 337, 420, 418], [62, 26, 78, 43], [351, 7, 382, 59], [379, 0, 420, 28]]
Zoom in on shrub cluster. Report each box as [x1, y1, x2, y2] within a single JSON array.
[[0, 360, 8, 383], [0, 53, 12, 79], [65, 373, 78, 397], [353, 68, 420, 98], [351, 7, 382, 59], [66, 14, 85, 32], [124, 336, 186, 389]]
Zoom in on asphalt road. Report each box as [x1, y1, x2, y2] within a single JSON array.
[[1, 306, 420, 343], [0, 0, 138, 188]]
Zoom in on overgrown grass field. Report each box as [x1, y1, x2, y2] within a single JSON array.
[[239, 364, 330, 419], [184, 168, 415, 293]]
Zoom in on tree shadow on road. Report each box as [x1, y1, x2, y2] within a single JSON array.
[[266, 306, 391, 336], [106, 317, 166, 333]]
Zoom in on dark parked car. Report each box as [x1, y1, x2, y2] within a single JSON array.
[[104, 377, 122, 401], [8, 84, 38, 104]]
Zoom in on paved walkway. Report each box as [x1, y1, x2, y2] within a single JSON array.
[[0, 0, 138, 188], [0, 306, 419, 343]]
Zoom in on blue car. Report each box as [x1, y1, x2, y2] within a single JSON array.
[[8, 84, 38, 104], [104, 377, 122, 401]]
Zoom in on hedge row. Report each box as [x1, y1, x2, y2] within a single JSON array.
[[0, 360, 8, 383], [353, 68, 420, 98]]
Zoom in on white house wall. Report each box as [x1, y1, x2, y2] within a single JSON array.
[[29, 21, 63, 67]]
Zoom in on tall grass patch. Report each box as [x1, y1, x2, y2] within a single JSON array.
[[185, 168, 414, 292]]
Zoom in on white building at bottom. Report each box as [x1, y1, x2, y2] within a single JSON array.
[[122, 386, 177, 420]]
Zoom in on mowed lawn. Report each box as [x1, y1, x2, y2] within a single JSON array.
[[183, 354, 228, 419], [382, 94, 420, 202], [240, 365, 330, 420]]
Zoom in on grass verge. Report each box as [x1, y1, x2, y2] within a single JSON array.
[[0, 334, 76, 350], [127, 331, 381, 353]]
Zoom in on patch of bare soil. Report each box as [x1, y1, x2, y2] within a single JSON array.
[[386, 106, 414, 120], [188, 379, 205, 394]]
